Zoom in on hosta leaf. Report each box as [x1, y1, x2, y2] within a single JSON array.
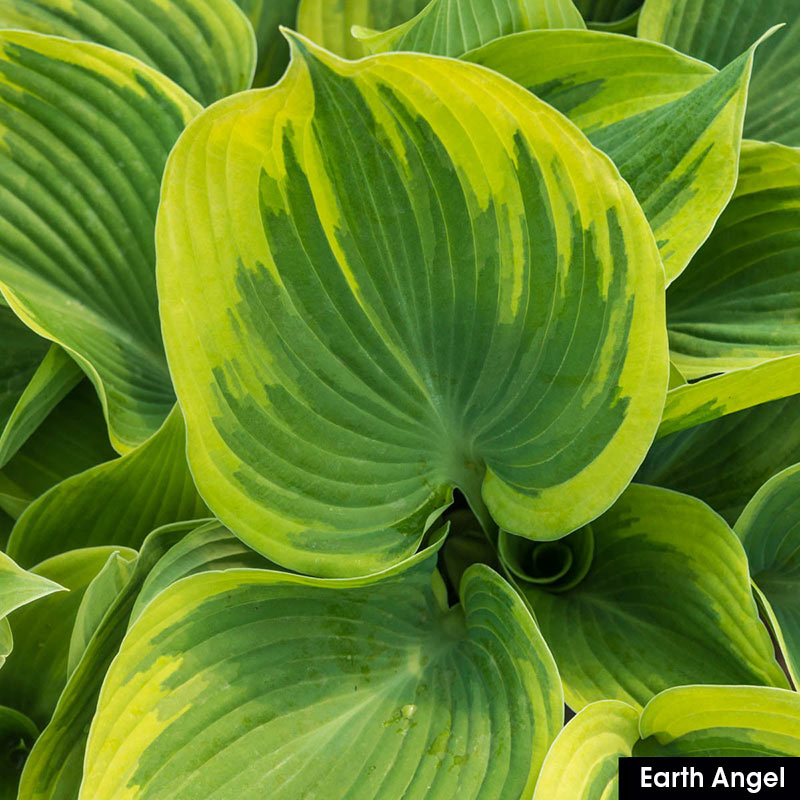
[[81, 555, 562, 800], [0, 304, 49, 436], [0, 0, 255, 105], [67, 548, 136, 677], [0, 550, 63, 621], [6, 407, 207, 568], [535, 686, 800, 795], [465, 30, 761, 282], [575, 0, 641, 23], [657, 354, 800, 438], [296, 0, 429, 58], [356, 0, 585, 58], [236, 0, 300, 86], [17, 520, 238, 800], [668, 141, 800, 377], [0, 32, 202, 451], [639, 0, 800, 146], [735, 463, 800, 685], [130, 519, 276, 624], [0, 546, 117, 728], [0, 706, 37, 800], [503, 484, 788, 710], [635, 685, 800, 756], [0, 620, 9, 665], [0, 382, 115, 520], [532, 700, 639, 800], [157, 37, 668, 577], [0, 344, 83, 470], [638, 392, 800, 524]]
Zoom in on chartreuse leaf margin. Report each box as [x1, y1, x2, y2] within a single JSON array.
[[536, 686, 800, 798], [80, 545, 563, 800], [0, 31, 201, 452], [157, 33, 668, 577]]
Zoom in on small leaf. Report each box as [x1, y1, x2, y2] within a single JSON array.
[[6, 407, 208, 568], [503, 484, 788, 709], [157, 36, 668, 576], [657, 354, 800, 438], [639, 0, 800, 146], [357, 0, 585, 58], [0, 382, 116, 521], [297, 0, 429, 58], [0, 344, 83, 470], [638, 392, 800, 524], [81, 554, 562, 799], [533, 700, 639, 800], [465, 29, 765, 281], [0, 550, 64, 622], [0, 32, 202, 450], [668, 141, 800, 377], [735, 463, 800, 685], [636, 685, 800, 756], [0, 0, 255, 105], [0, 546, 118, 728], [236, 0, 301, 86]]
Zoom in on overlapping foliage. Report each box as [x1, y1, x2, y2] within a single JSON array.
[[0, 0, 799, 798]]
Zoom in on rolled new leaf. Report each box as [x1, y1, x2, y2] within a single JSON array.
[[735, 464, 800, 685], [356, 0, 585, 58], [0, 547, 119, 728], [639, 392, 800, 524], [0, 32, 202, 451], [80, 554, 562, 799], [668, 141, 800, 377], [502, 484, 788, 709], [464, 29, 763, 282], [157, 34, 668, 577], [6, 407, 208, 568], [0, 0, 255, 105], [639, 0, 800, 145], [297, 0, 429, 58]]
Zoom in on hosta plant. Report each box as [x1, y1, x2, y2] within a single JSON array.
[[0, 0, 799, 798]]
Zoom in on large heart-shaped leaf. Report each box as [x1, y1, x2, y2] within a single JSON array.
[[735, 463, 800, 686], [639, 0, 800, 146], [6, 407, 207, 568], [297, 0, 429, 58], [0, 32, 202, 451], [501, 484, 788, 710], [17, 520, 265, 800], [236, 0, 300, 86], [668, 141, 800, 377], [0, 0, 255, 105], [0, 382, 115, 521], [0, 547, 118, 728], [533, 700, 639, 800], [157, 36, 668, 577], [356, 0, 585, 58], [638, 391, 800, 525], [80, 551, 562, 800], [465, 30, 761, 282]]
